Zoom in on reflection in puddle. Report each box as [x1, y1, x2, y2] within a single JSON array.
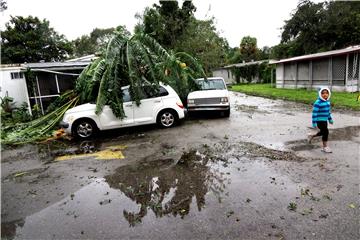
[[105, 151, 226, 226]]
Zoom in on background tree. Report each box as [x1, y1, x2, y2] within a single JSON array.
[[226, 36, 267, 83], [271, 0, 360, 59], [136, 1, 228, 75], [71, 26, 130, 57], [239, 36, 260, 62], [258, 46, 270, 60], [135, 0, 196, 50], [175, 18, 229, 75], [0, 0, 7, 12], [1, 16, 73, 64], [226, 47, 242, 65]]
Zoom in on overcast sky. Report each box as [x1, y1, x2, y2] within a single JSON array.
[[1, 0, 321, 48]]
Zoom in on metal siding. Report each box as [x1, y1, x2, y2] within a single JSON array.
[[312, 58, 328, 81], [297, 61, 309, 80]]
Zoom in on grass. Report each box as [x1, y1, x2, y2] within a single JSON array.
[[230, 84, 360, 111]]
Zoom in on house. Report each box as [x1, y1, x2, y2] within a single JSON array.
[[271, 45, 360, 92], [0, 55, 95, 115], [212, 60, 273, 85], [212, 67, 236, 85], [23, 59, 92, 114], [0, 64, 31, 112]]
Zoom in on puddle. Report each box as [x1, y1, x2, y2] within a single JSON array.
[[2, 143, 308, 239]]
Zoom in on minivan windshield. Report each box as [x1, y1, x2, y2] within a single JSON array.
[[196, 79, 226, 90]]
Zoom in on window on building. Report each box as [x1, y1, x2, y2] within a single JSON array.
[[10, 72, 24, 79]]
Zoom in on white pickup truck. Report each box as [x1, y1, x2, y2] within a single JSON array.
[[187, 77, 230, 117]]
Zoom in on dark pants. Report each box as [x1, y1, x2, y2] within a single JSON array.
[[316, 121, 329, 141]]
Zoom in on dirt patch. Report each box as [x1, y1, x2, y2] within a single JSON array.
[[235, 104, 270, 114], [237, 142, 309, 162], [3, 167, 50, 182], [329, 126, 360, 141], [203, 141, 309, 162], [285, 126, 360, 152]]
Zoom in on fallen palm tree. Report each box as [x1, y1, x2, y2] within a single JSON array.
[[1, 32, 205, 145]]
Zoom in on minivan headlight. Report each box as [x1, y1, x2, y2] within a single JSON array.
[[188, 99, 195, 104]]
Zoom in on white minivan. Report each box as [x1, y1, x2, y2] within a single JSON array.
[[60, 83, 185, 138], [187, 77, 230, 117]]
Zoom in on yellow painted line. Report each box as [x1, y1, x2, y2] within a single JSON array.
[[55, 145, 126, 161], [105, 145, 127, 150]]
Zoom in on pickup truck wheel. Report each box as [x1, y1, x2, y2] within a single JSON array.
[[224, 109, 230, 117], [73, 119, 98, 139], [157, 109, 178, 128]]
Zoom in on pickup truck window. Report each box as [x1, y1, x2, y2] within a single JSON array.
[[197, 79, 226, 90]]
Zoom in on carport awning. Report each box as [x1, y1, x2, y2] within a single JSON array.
[[22, 61, 91, 71]]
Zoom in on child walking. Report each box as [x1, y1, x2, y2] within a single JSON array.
[[308, 87, 334, 153]]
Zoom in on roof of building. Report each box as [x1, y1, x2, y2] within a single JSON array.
[[0, 64, 23, 70], [212, 59, 278, 71], [271, 45, 360, 64], [66, 54, 98, 62], [224, 60, 270, 68], [22, 61, 91, 70]]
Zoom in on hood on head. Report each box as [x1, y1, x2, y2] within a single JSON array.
[[318, 87, 331, 101]]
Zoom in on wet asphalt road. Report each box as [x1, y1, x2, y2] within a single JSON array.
[[1, 91, 359, 240]]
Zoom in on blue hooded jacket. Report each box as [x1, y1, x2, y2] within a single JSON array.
[[312, 87, 333, 127]]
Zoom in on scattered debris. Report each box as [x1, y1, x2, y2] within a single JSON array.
[[226, 210, 234, 218], [288, 202, 297, 211], [301, 208, 313, 216], [270, 177, 276, 184], [322, 194, 332, 200], [14, 172, 27, 178], [310, 196, 320, 202], [301, 188, 311, 197], [99, 199, 112, 205], [348, 203, 356, 209], [319, 214, 328, 219], [88, 167, 98, 173]]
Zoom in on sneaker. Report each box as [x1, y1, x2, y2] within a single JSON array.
[[321, 147, 332, 153]]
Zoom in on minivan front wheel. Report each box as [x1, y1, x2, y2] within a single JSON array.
[[73, 119, 98, 139], [157, 109, 178, 128]]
